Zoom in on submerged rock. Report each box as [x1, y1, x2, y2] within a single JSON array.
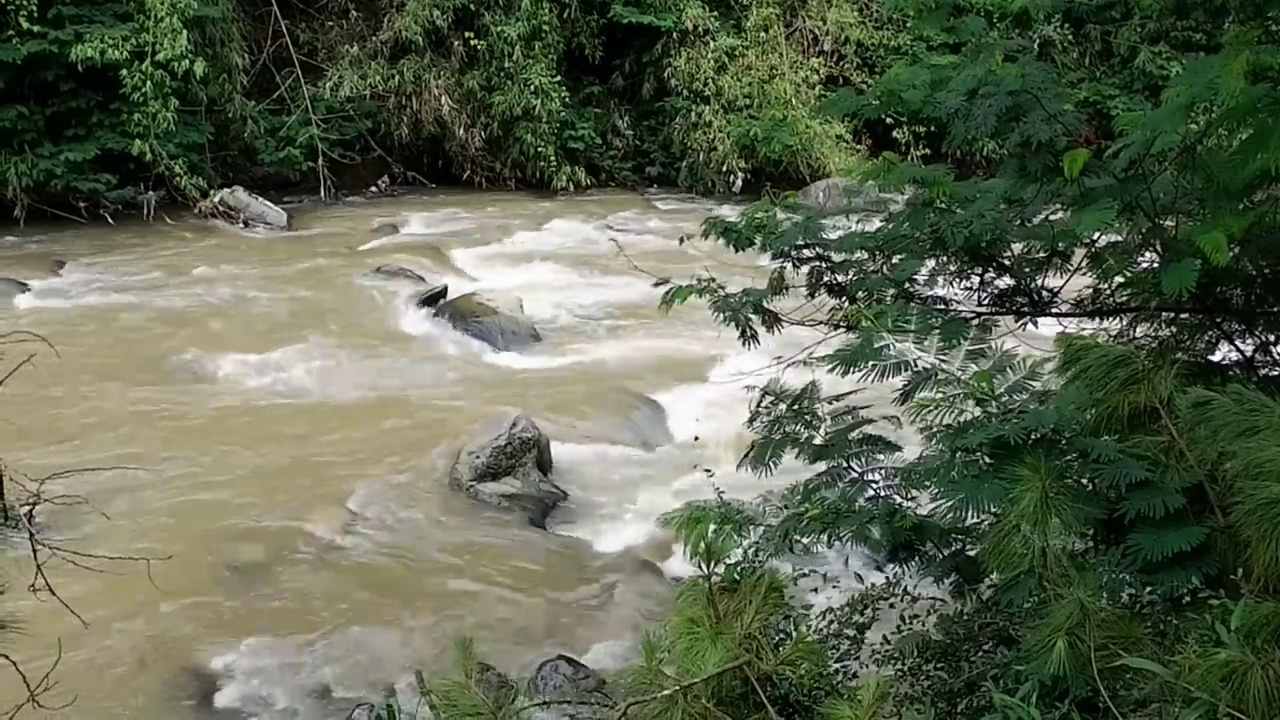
[[541, 390, 674, 451], [172, 665, 243, 718], [0, 277, 31, 299], [617, 392, 674, 450], [528, 654, 612, 718], [212, 186, 293, 230], [370, 264, 428, 284], [49, 259, 67, 276], [797, 177, 891, 215], [433, 291, 542, 352], [448, 411, 567, 529], [371, 218, 402, 239]]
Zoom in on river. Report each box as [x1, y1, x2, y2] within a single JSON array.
[[0, 189, 1006, 719]]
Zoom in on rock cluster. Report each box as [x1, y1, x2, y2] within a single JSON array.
[[464, 653, 613, 719]]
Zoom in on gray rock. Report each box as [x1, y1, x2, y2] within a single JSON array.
[[213, 186, 293, 230], [414, 283, 449, 309], [434, 291, 542, 352], [471, 661, 517, 703], [370, 264, 428, 284], [529, 655, 612, 718], [49, 259, 67, 276], [797, 177, 891, 215], [172, 665, 242, 718], [0, 278, 31, 299], [448, 412, 566, 529], [618, 392, 673, 450], [541, 390, 673, 451], [372, 218, 401, 238]]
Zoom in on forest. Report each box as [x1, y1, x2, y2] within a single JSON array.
[[5, 0, 1280, 717], [4, 0, 1218, 214]]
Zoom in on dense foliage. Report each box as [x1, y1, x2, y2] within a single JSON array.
[[0, 0, 1237, 219], [0, 0, 898, 217], [647, 0, 1280, 717], [405, 0, 1280, 718]]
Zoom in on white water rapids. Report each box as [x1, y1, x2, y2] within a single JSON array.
[[0, 189, 1059, 719]]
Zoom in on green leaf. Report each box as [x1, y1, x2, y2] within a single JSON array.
[[972, 369, 994, 390], [1193, 230, 1230, 266], [1068, 198, 1119, 238], [1062, 148, 1091, 180], [1177, 699, 1217, 720], [1160, 258, 1200, 298], [1110, 656, 1177, 681], [1229, 598, 1246, 632]]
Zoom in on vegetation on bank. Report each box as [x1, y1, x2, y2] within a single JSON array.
[[392, 0, 1280, 718], [2, 0, 868, 218], [0, 0, 1223, 219]]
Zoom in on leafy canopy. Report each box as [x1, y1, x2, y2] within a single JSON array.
[[650, 0, 1280, 718]]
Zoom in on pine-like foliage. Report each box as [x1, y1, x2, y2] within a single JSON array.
[[651, 0, 1280, 717]]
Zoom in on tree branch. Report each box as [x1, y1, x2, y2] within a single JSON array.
[[611, 657, 750, 719], [0, 640, 74, 719], [0, 337, 168, 717]]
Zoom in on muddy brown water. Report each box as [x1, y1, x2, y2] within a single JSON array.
[[0, 189, 1057, 719]]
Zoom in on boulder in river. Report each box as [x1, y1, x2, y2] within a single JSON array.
[[366, 265, 448, 308], [0, 277, 31, 299], [211, 186, 293, 231], [370, 263, 428, 284], [414, 283, 449, 309], [617, 391, 674, 450], [434, 291, 542, 352], [528, 654, 612, 717], [49, 259, 67, 276], [797, 177, 891, 215], [448, 411, 567, 529], [540, 390, 674, 451]]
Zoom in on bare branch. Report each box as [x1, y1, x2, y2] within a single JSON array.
[[1, 640, 74, 719], [0, 337, 168, 717]]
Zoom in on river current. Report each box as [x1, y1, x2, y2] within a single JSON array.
[[0, 189, 1051, 719]]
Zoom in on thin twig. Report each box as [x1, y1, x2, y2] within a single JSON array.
[[1, 640, 74, 719], [1088, 627, 1124, 720], [744, 667, 781, 720], [25, 201, 88, 225]]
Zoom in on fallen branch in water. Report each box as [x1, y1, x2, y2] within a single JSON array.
[[6, 463, 169, 627], [0, 334, 170, 717]]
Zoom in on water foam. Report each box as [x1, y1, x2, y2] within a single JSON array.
[[446, 260, 660, 325], [209, 627, 429, 720], [15, 257, 306, 310], [14, 264, 166, 309], [195, 200, 898, 707], [543, 327, 844, 560], [174, 337, 454, 402], [357, 209, 479, 250], [385, 217, 681, 355]]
